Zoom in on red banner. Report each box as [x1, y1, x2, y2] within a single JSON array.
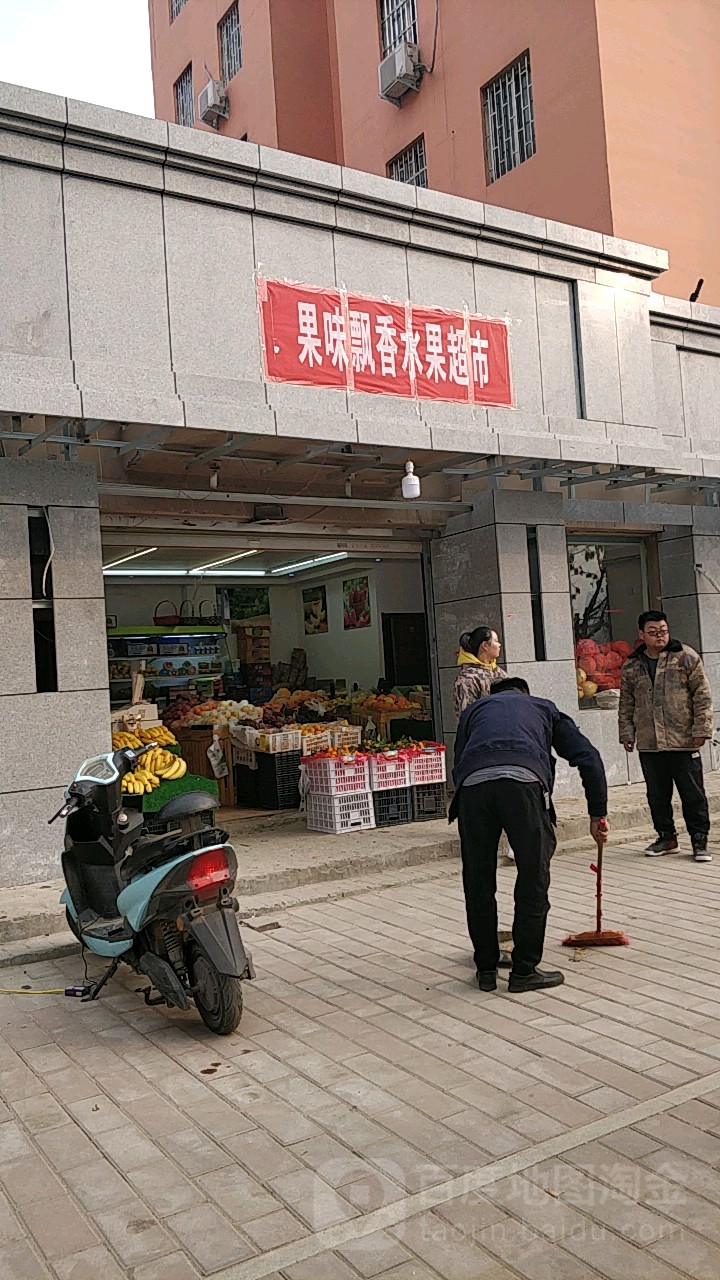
[[257, 277, 512, 407]]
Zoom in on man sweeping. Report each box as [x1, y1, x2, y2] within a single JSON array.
[[619, 610, 714, 862], [450, 678, 609, 993]]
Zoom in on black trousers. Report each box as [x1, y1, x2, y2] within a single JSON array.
[[639, 751, 710, 841], [458, 780, 556, 976]]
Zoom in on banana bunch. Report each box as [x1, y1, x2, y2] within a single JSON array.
[[136, 725, 177, 746], [112, 731, 143, 750], [139, 747, 187, 782], [122, 770, 157, 795]]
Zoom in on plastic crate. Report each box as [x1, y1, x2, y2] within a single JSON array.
[[373, 786, 413, 828], [256, 750, 301, 809], [306, 791, 375, 835], [302, 754, 370, 795], [368, 752, 411, 792], [408, 744, 447, 786], [256, 728, 303, 754], [299, 729, 331, 755], [231, 744, 256, 770], [412, 782, 447, 822], [329, 723, 363, 750]]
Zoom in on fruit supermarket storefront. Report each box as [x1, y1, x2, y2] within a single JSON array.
[[5, 83, 720, 882]]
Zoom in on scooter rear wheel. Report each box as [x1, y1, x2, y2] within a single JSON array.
[[187, 940, 243, 1035]]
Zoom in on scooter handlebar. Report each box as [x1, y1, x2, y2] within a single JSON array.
[[48, 796, 80, 825]]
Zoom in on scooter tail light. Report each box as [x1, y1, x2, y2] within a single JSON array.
[[187, 847, 230, 892]]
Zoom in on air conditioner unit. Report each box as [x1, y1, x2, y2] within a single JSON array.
[[378, 42, 421, 104], [198, 79, 229, 126]]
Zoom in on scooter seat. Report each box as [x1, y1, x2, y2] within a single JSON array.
[[149, 791, 219, 827]]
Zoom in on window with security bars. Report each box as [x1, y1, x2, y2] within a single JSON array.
[[378, 0, 418, 57], [388, 136, 428, 187], [482, 51, 536, 184], [170, 0, 188, 20], [219, 2, 242, 83], [174, 64, 194, 127]]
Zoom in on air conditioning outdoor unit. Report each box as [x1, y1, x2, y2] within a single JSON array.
[[198, 79, 229, 126], [378, 42, 421, 104]]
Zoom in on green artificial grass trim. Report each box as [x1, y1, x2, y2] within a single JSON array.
[[142, 772, 219, 812]]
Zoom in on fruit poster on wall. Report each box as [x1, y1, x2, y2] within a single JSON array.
[[227, 586, 270, 621], [303, 585, 328, 634], [343, 576, 371, 630]]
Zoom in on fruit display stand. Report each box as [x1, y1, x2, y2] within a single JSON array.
[[302, 743, 447, 836]]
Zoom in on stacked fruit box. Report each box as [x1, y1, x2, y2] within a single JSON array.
[[409, 744, 447, 822], [303, 754, 375, 835]]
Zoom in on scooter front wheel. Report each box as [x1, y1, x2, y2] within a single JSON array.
[[187, 940, 243, 1035]]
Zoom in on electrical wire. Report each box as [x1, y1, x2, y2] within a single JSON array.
[[41, 505, 55, 599], [423, 0, 440, 74], [0, 987, 67, 995]]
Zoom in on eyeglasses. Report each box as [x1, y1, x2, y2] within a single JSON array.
[[645, 628, 669, 637]]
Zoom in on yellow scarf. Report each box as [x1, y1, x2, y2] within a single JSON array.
[[457, 648, 497, 669]]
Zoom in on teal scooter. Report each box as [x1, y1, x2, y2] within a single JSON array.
[[51, 744, 254, 1034]]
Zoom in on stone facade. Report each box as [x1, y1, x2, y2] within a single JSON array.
[[0, 460, 110, 887], [3, 84, 720, 875]]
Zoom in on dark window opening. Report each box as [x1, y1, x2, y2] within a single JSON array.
[[527, 526, 546, 662], [28, 511, 58, 693]]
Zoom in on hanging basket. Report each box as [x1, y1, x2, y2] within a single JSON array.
[[198, 598, 221, 627], [153, 599, 180, 627]]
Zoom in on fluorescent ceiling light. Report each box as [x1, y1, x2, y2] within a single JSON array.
[[104, 565, 189, 576], [271, 553, 348, 576], [102, 546, 158, 568], [190, 550, 260, 573], [102, 568, 266, 578]]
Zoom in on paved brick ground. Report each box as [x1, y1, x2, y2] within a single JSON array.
[[2, 832, 720, 1279]]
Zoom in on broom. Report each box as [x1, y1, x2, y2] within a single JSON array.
[[562, 821, 630, 948]]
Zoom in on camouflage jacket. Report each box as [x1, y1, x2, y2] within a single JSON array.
[[453, 662, 508, 719], [618, 640, 713, 751]]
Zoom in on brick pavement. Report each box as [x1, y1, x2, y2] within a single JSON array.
[[2, 833, 720, 1278]]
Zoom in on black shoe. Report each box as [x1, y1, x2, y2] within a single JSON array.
[[508, 968, 565, 993], [476, 971, 497, 992], [692, 836, 712, 863], [645, 834, 679, 857], [498, 949, 512, 969]]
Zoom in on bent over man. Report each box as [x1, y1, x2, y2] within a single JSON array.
[[450, 678, 608, 994]]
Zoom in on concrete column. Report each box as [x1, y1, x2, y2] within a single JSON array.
[[430, 489, 579, 781], [0, 459, 110, 887]]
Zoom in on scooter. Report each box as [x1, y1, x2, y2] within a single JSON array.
[[51, 743, 254, 1035]]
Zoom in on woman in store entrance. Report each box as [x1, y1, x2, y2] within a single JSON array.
[[453, 625, 515, 872], [453, 626, 508, 718]]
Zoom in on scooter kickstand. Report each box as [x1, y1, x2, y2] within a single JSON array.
[[82, 957, 120, 1002]]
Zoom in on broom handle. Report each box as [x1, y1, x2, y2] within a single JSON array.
[[595, 842, 603, 933]]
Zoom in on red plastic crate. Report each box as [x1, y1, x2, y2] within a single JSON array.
[[302, 754, 370, 795], [408, 744, 447, 786], [368, 752, 411, 792]]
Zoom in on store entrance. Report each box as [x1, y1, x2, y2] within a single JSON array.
[[101, 529, 436, 824]]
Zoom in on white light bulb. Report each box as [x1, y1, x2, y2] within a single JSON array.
[[401, 461, 421, 501]]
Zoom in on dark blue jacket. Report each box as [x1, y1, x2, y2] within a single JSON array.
[[450, 691, 607, 822]]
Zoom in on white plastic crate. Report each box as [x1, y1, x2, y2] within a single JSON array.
[[302, 754, 370, 795], [408, 744, 446, 786], [329, 723, 363, 750], [368, 752, 411, 792], [231, 743, 257, 770], [256, 728, 303, 754], [299, 729, 331, 755], [306, 791, 375, 835]]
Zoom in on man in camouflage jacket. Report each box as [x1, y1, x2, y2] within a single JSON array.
[[619, 610, 714, 861]]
